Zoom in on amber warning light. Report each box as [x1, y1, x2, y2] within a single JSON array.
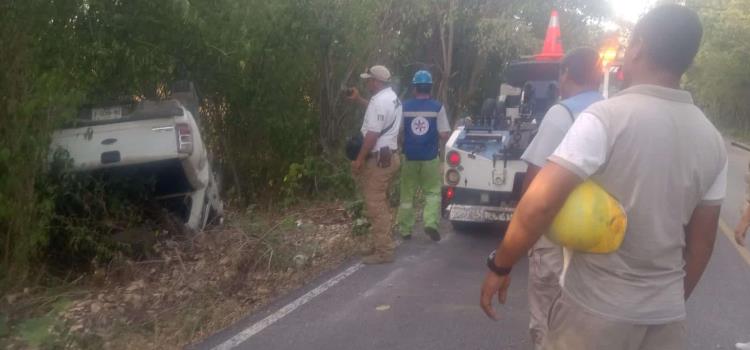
[[600, 47, 618, 69]]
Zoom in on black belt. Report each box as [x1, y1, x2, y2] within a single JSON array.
[[367, 149, 397, 159]]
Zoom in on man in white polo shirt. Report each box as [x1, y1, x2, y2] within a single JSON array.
[[348, 65, 402, 264], [480, 5, 727, 349]]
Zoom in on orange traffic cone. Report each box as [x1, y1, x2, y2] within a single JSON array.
[[535, 10, 564, 61]]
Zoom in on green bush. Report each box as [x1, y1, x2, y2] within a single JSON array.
[[18, 152, 164, 274], [282, 156, 356, 205]]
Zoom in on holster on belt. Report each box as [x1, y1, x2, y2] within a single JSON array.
[[376, 146, 392, 168]]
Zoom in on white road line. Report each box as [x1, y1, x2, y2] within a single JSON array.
[[211, 262, 364, 350]]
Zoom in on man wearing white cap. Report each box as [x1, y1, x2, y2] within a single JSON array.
[[348, 65, 402, 264]]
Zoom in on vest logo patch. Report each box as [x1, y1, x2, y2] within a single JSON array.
[[411, 116, 430, 136]]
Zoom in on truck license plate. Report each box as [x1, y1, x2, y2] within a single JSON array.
[[92, 106, 123, 121], [484, 209, 509, 221], [449, 206, 512, 222]]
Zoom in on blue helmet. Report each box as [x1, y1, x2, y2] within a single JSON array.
[[412, 70, 433, 85]]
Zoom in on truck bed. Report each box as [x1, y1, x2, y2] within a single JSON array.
[[51, 118, 185, 171]]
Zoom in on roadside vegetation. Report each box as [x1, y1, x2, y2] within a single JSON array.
[[0, 0, 608, 282], [685, 0, 750, 141]]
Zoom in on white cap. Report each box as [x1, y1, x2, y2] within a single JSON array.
[[360, 65, 391, 82]]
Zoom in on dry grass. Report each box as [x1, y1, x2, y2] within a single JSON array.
[[1, 201, 366, 349]]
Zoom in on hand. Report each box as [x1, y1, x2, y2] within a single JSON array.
[[735, 224, 748, 246], [351, 159, 364, 174], [347, 87, 360, 101], [480, 272, 511, 321]]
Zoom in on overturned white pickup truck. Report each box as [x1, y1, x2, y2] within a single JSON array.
[[50, 82, 223, 231]]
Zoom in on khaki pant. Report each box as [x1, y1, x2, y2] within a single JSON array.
[[357, 155, 400, 257], [543, 293, 685, 350], [528, 246, 563, 350]]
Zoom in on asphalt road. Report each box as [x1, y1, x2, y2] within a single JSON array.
[[194, 141, 750, 350]]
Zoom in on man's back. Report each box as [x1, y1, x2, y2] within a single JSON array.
[[556, 84, 727, 323], [402, 98, 449, 161], [361, 87, 401, 151]]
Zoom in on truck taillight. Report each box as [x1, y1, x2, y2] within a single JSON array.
[[176, 123, 193, 155], [447, 151, 461, 167], [446, 187, 455, 200]]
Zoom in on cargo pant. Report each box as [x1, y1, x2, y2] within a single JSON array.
[[543, 292, 685, 350], [528, 243, 563, 350], [358, 155, 400, 257], [396, 158, 441, 235]]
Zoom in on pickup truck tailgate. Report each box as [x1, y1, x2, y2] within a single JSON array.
[[51, 118, 184, 171]]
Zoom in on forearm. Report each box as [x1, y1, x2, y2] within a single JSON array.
[[355, 132, 380, 163], [493, 200, 558, 267], [684, 238, 716, 299], [737, 203, 750, 231], [521, 164, 541, 195], [355, 96, 369, 108], [493, 163, 581, 268], [684, 205, 720, 299]]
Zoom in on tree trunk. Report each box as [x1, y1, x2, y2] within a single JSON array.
[[459, 51, 488, 115], [437, 0, 456, 111]]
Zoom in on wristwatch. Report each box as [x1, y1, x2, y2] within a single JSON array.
[[486, 250, 512, 276]]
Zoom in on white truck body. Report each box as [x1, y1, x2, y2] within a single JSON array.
[[443, 127, 526, 223], [50, 94, 223, 231], [443, 79, 551, 226], [443, 60, 624, 227]]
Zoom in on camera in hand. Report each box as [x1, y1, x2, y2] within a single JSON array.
[[342, 87, 355, 97]]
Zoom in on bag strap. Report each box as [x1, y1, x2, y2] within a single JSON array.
[[380, 116, 397, 135], [556, 102, 575, 123], [378, 98, 400, 136]]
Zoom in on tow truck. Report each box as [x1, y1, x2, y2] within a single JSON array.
[[442, 10, 570, 229], [442, 14, 626, 230]]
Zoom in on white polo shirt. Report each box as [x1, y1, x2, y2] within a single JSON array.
[[361, 87, 401, 151]]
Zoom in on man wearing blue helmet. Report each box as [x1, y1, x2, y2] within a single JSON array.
[[397, 70, 451, 241]]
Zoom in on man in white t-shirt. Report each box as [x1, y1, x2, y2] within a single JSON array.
[[480, 5, 727, 349], [521, 47, 604, 350], [348, 65, 402, 264]]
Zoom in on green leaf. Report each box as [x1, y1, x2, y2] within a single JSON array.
[[17, 316, 56, 347]]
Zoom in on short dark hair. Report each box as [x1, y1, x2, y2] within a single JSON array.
[[560, 47, 601, 85], [414, 84, 432, 94], [631, 4, 703, 76]]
